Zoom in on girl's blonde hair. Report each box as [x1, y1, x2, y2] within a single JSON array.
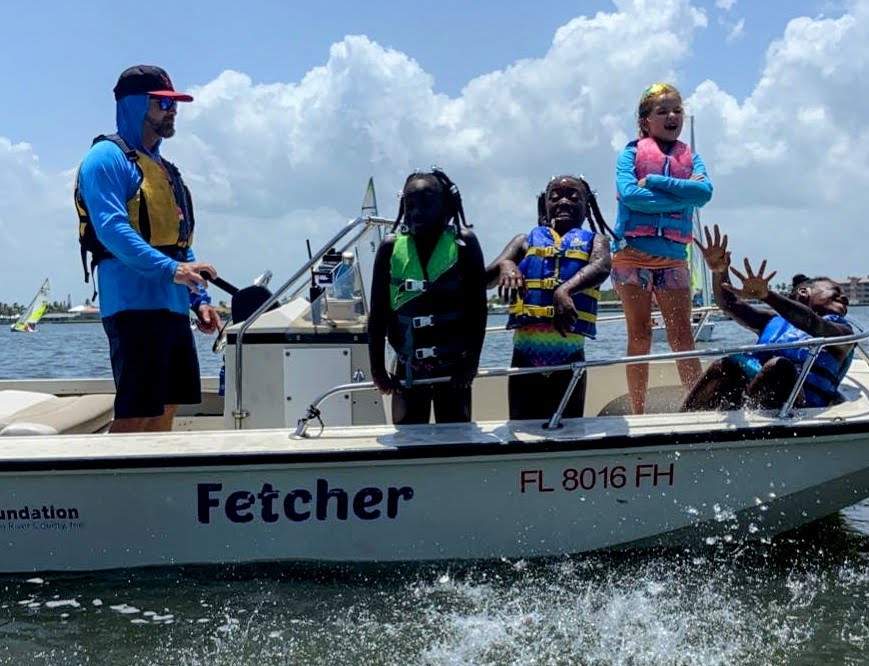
[[637, 82, 682, 137]]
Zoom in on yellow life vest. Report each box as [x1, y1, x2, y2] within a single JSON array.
[[74, 134, 195, 284]]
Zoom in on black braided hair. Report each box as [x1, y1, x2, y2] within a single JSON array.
[[536, 175, 613, 236], [392, 167, 470, 233]]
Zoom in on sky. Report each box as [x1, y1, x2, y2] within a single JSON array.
[[0, 0, 864, 303]]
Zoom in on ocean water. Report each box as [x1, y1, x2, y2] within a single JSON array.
[[0, 310, 867, 665]]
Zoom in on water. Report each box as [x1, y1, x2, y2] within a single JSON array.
[[1, 311, 868, 665]]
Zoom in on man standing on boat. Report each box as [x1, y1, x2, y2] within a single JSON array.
[[75, 65, 221, 433]]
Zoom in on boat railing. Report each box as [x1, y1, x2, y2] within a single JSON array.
[[231, 216, 395, 429], [293, 328, 869, 437], [486, 305, 719, 343]]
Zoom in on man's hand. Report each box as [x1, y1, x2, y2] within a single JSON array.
[[552, 286, 578, 337], [637, 177, 648, 188], [174, 261, 217, 291], [694, 224, 731, 273], [195, 304, 222, 334], [724, 258, 777, 301], [497, 260, 525, 304]]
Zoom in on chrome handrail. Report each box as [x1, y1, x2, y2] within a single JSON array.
[[293, 328, 869, 437], [485, 305, 720, 333], [231, 215, 394, 429], [692, 308, 713, 343]]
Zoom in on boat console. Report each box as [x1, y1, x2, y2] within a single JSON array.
[[222, 286, 386, 430], [221, 217, 390, 430]]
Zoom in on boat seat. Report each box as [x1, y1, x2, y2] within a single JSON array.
[[596, 385, 686, 416], [0, 390, 114, 436]]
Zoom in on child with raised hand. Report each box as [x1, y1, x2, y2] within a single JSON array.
[[683, 224, 853, 411], [612, 82, 714, 414]]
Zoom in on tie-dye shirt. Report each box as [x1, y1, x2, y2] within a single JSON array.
[[512, 322, 585, 367]]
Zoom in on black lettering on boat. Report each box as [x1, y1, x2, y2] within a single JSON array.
[[257, 483, 281, 523], [387, 487, 414, 518], [353, 487, 383, 520], [284, 489, 312, 522], [0, 504, 81, 521], [197, 483, 222, 523], [316, 479, 348, 521], [196, 482, 415, 525], [225, 491, 256, 523]]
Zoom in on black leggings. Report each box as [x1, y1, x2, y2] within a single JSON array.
[[391, 364, 472, 424], [508, 349, 586, 422]]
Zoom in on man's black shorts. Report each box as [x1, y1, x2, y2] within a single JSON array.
[[102, 309, 201, 419]]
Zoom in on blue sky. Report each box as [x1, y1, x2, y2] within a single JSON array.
[[0, 0, 832, 169], [1, 0, 866, 303]]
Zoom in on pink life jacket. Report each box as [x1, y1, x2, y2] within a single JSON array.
[[626, 137, 694, 244]]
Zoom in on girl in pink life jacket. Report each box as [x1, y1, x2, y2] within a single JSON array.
[[612, 83, 714, 414]]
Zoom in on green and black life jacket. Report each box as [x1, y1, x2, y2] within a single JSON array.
[[388, 228, 465, 383], [73, 134, 195, 288]]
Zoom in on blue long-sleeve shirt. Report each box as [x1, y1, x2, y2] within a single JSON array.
[[614, 142, 713, 259], [76, 94, 209, 318]]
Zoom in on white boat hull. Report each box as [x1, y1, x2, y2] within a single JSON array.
[[1, 410, 867, 572]]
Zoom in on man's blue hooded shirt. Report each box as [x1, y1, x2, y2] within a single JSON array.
[[77, 95, 208, 318]]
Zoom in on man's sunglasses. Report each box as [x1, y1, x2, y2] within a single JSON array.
[[153, 97, 177, 112]]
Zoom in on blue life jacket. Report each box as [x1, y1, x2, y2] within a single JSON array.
[[755, 314, 854, 407], [507, 226, 599, 338]]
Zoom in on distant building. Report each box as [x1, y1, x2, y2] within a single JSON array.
[[68, 304, 99, 315], [837, 276, 869, 304]]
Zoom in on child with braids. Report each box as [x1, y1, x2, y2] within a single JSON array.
[[683, 224, 853, 411], [487, 175, 611, 421], [612, 82, 714, 414], [368, 169, 487, 425]]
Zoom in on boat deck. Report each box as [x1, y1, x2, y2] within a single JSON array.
[[0, 360, 866, 468]]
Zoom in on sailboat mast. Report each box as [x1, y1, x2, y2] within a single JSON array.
[[690, 115, 712, 307]]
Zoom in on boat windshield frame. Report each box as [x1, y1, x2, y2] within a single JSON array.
[[231, 216, 395, 428], [293, 328, 869, 438]]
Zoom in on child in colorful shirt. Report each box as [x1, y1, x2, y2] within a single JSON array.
[[487, 176, 611, 420]]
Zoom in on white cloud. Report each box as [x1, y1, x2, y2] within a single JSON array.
[[687, 2, 869, 278], [0, 139, 74, 303], [4, 0, 869, 304], [716, 0, 737, 10], [726, 17, 746, 42], [170, 0, 709, 287]]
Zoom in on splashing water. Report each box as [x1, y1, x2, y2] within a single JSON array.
[[0, 510, 866, 666]]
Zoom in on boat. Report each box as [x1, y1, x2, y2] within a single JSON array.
[[9, 278, 50, 333], [0, 213, 867, 573]]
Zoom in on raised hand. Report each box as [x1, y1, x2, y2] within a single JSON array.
[[497, 260, 525, 304], [694, 224, 731, 273], [725, 257, 777, 300]]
